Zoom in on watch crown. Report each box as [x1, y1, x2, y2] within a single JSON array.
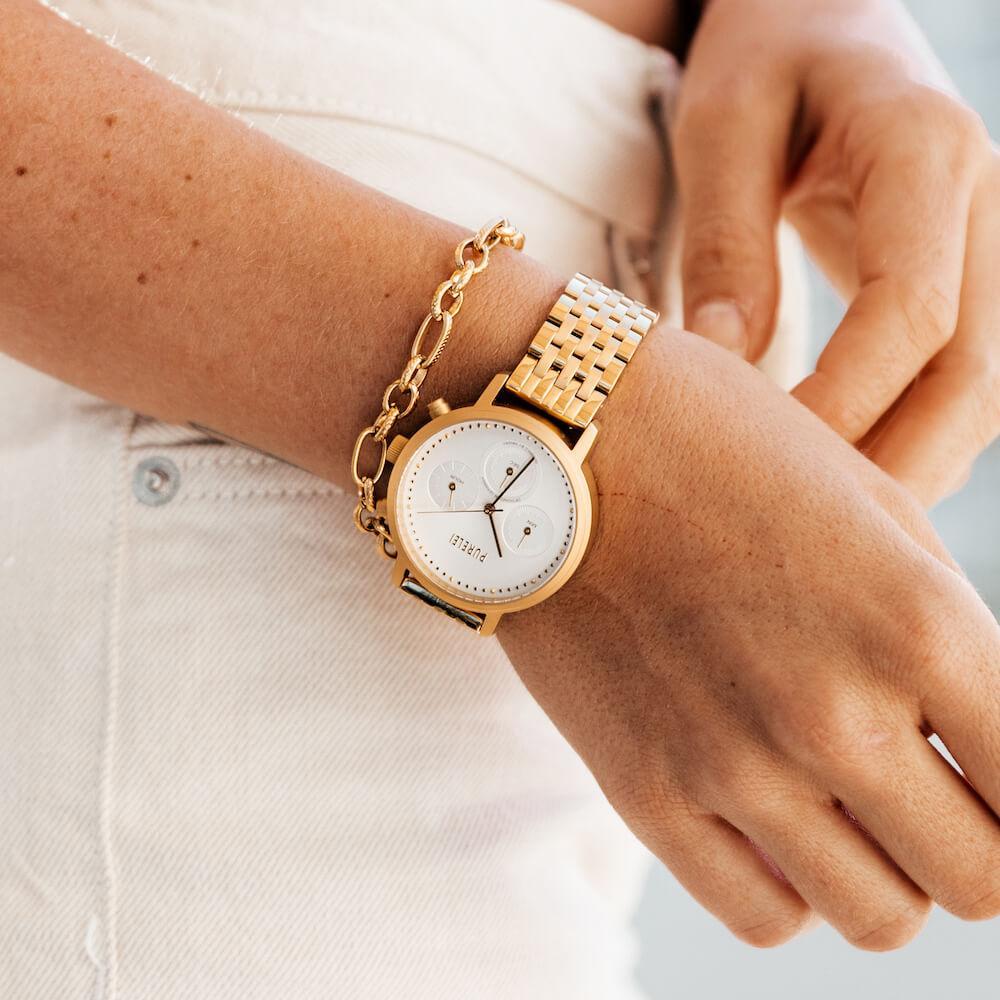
[[427, 397, 451, 419], [386, 434, 409, 465]]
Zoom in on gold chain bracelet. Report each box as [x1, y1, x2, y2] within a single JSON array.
[[350, 217, 525, 558]]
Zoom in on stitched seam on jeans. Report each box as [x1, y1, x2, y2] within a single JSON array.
[[176, 485, 344, 502], [97, 408, 135, 1000], [179, 454, 279, 468]]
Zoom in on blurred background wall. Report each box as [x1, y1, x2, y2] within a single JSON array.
[[634, 1, 1000, 994]]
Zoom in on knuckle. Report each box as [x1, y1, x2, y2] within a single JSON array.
[[846, 899, 931, 952], [604, 771, 663, 823], [765, 688, 898, 775], [731, 906, 813, 949], [939, 96, 991, 157], [603, 762, 691, 836], [880, 274, 956, 357], [675, 78, 758, 141], [877, 86, 988, 156], [844, 86, 988, 191], [940, 873, 1000, 921], [807, 374, 873, 441], [683, 210, 773, 289]]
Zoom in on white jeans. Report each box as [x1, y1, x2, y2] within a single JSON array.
[[0, 2, 808, 997]]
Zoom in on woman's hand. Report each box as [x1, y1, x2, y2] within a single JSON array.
[[673, 0, 1000, 506], [501, 328, 1000, 949]]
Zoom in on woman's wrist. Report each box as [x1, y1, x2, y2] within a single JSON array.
[[188, 197, 568, 490]]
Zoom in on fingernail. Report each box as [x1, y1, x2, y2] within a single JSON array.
[[691, 300, 748, 356]]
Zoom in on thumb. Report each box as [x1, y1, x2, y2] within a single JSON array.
[[672, 82, 795, 360]]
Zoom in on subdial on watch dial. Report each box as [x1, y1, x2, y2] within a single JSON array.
[[484, 441, 539, 500], [428, 461, 478, 509], [501, 505, 553, 557]]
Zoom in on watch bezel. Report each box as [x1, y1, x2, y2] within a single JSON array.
[[385, 381, 598, 619]]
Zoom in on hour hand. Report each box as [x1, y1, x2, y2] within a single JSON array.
[[485, 503, 503, 559]]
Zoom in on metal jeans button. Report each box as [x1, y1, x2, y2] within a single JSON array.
[[132, 456, 180, 506]]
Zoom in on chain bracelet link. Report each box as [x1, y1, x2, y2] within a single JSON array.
[[351, 218, 525, 557]]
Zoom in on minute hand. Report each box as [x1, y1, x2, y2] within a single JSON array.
[[492, 455, 535, 504]]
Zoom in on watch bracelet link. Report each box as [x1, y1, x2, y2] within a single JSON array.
[[504, 272, 659, 429]]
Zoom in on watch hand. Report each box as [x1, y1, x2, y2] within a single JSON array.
[[492, 455, 535, 504], [417, 508, 504, 514], [488, 509, 503, 559]]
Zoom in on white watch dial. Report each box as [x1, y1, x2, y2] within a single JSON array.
[[396, 419, 577, 604]]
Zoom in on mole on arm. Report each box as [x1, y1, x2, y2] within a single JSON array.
[[104, 114, 118, 127], [15, 166, 28, 176], [137, 272, 148, 285]]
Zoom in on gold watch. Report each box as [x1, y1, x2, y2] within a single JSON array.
[[351, 222, 657, 635]]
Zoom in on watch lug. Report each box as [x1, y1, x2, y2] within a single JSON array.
[[479, 612, 502, 637], [573, 420, 599, 460], [391, 558, 407, 588], [476, 373, 510, 406]]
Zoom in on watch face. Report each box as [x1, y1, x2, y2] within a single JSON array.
[[393, 418, 580, 605]]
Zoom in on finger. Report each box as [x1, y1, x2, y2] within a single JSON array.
[[919, 587, 1000, 827], [865, 365, 999, 506], [673, 70, 798, 360], [827, 723, 1000, 922], [722, 779, 931, 951], [793, 94, 986, 441], [863, 170, 1000, 506], [623, 784, 814, 947]]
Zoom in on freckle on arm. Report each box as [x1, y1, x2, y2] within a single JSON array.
[[137, 272, 148, 284]]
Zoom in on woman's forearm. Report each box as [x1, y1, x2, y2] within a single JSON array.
[[0, 0, 564, 485]]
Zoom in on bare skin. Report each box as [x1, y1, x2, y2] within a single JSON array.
[[1, 0, 999, 950]]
